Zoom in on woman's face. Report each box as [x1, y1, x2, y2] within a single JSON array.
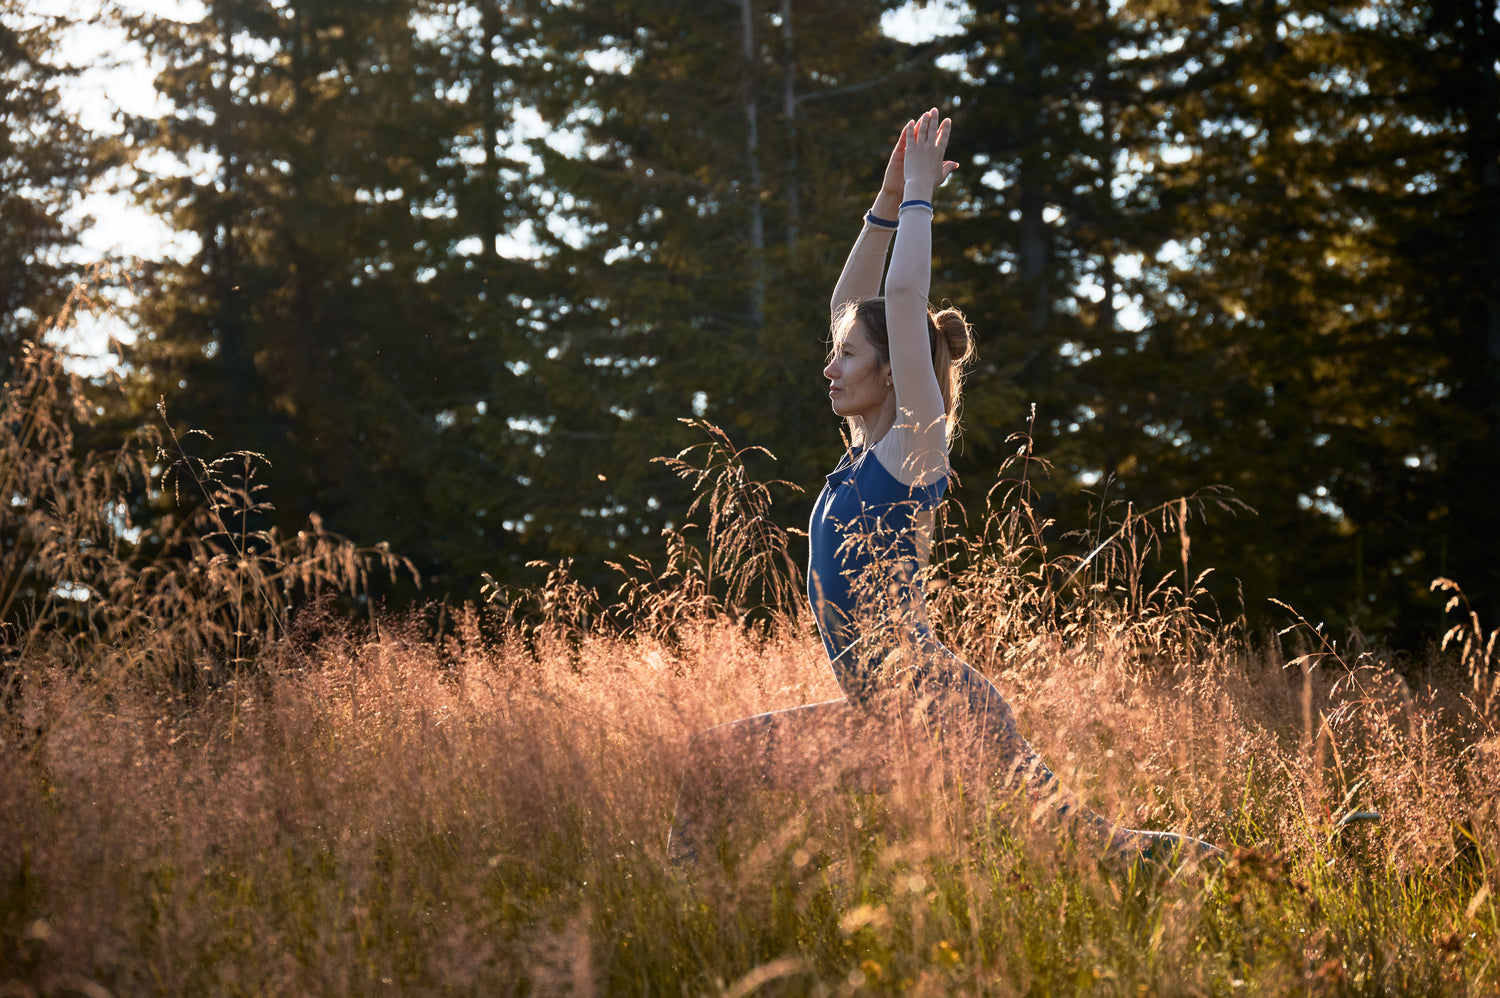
[[824, 322, 891, 421]]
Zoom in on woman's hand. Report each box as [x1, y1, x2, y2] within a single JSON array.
[[879, 124, 911, 199], [869, 124, 911, 218], [902, 108, 957, 198]]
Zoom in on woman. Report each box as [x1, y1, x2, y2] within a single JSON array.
[[668, 110, 1220, 868]]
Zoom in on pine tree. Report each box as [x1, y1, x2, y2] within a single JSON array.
[[0, 5, 111, 360], [1098, 0, 1500, 639], [922, 0, 1167, 558], [477, 0, 920, 582], [913, 0, 1499, 641], [120, 0, 538, 593]]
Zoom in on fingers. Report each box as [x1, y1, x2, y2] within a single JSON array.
[[881, 121, 915, 194], [891, 121, 910, 156], [911, 108, 951, 151], [902, 109, 955, 188]]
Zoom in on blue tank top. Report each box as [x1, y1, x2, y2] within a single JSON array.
[[807, 445, 948, 662]]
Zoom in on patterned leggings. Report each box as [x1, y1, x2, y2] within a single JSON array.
[[667, 631, 1220, 865]]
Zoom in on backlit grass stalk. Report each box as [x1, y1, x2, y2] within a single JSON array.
[[1, 283, 417, 698]]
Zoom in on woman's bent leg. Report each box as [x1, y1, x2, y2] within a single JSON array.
[[903, 639, 1222, 863], [668, 697, 886, 864], [901, 645, 1093, 818]]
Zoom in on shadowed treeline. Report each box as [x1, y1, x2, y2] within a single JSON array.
[[2, 1, 1497, 645]]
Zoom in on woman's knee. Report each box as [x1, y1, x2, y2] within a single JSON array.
[[686, 721, 743, 771]]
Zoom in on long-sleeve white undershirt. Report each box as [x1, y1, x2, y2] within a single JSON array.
[[827, 199, 949, 488]]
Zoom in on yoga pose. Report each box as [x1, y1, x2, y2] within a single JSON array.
[[668, 109, 1220, 868]]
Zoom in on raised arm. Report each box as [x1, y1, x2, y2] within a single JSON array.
[[829, 126, 910, 316], [884, 109, 956, 470]]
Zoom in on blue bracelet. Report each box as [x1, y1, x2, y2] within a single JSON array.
[[865, 210, 899, 229], [899, 198, 934, 211]]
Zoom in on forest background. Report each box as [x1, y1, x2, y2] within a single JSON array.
[[4, 0, 1499, 650]]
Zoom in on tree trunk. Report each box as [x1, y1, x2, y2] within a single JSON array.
[[479, 2, 505, 263], [741, 0, 766, 330], [209, 5, 253, 425], [1476, 0, 1500, 460], [781, 0, 798, 254], [1016, 0, 1050, 336], [1098, 88, 1119, 339]]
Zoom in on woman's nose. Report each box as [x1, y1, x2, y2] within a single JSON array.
[[823, 358, 838, 379]]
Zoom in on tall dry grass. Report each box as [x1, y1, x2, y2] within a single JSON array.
[[2, 307, 1497, 994], [1, 283, 414, 697]]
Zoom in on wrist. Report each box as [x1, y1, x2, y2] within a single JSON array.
[[872, 190, 901, 217], [903, 178, 934, 200]]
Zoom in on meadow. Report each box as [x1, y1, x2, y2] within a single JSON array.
[[2, 320, 1497, 995]]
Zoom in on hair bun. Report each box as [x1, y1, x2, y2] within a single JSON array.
[[932, 307, 974, 366]]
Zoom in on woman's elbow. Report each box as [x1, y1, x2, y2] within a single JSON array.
[[876, 280, 924, 315], [883, 280, 928, 306]]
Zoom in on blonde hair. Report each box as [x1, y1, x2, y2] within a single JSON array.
[[833, 297, 976, 440]]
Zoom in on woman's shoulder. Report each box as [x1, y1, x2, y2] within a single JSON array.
[[868, 418, 948, 491]]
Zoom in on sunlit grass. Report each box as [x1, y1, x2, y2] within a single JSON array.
[[4, 608, 1494, 994]]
